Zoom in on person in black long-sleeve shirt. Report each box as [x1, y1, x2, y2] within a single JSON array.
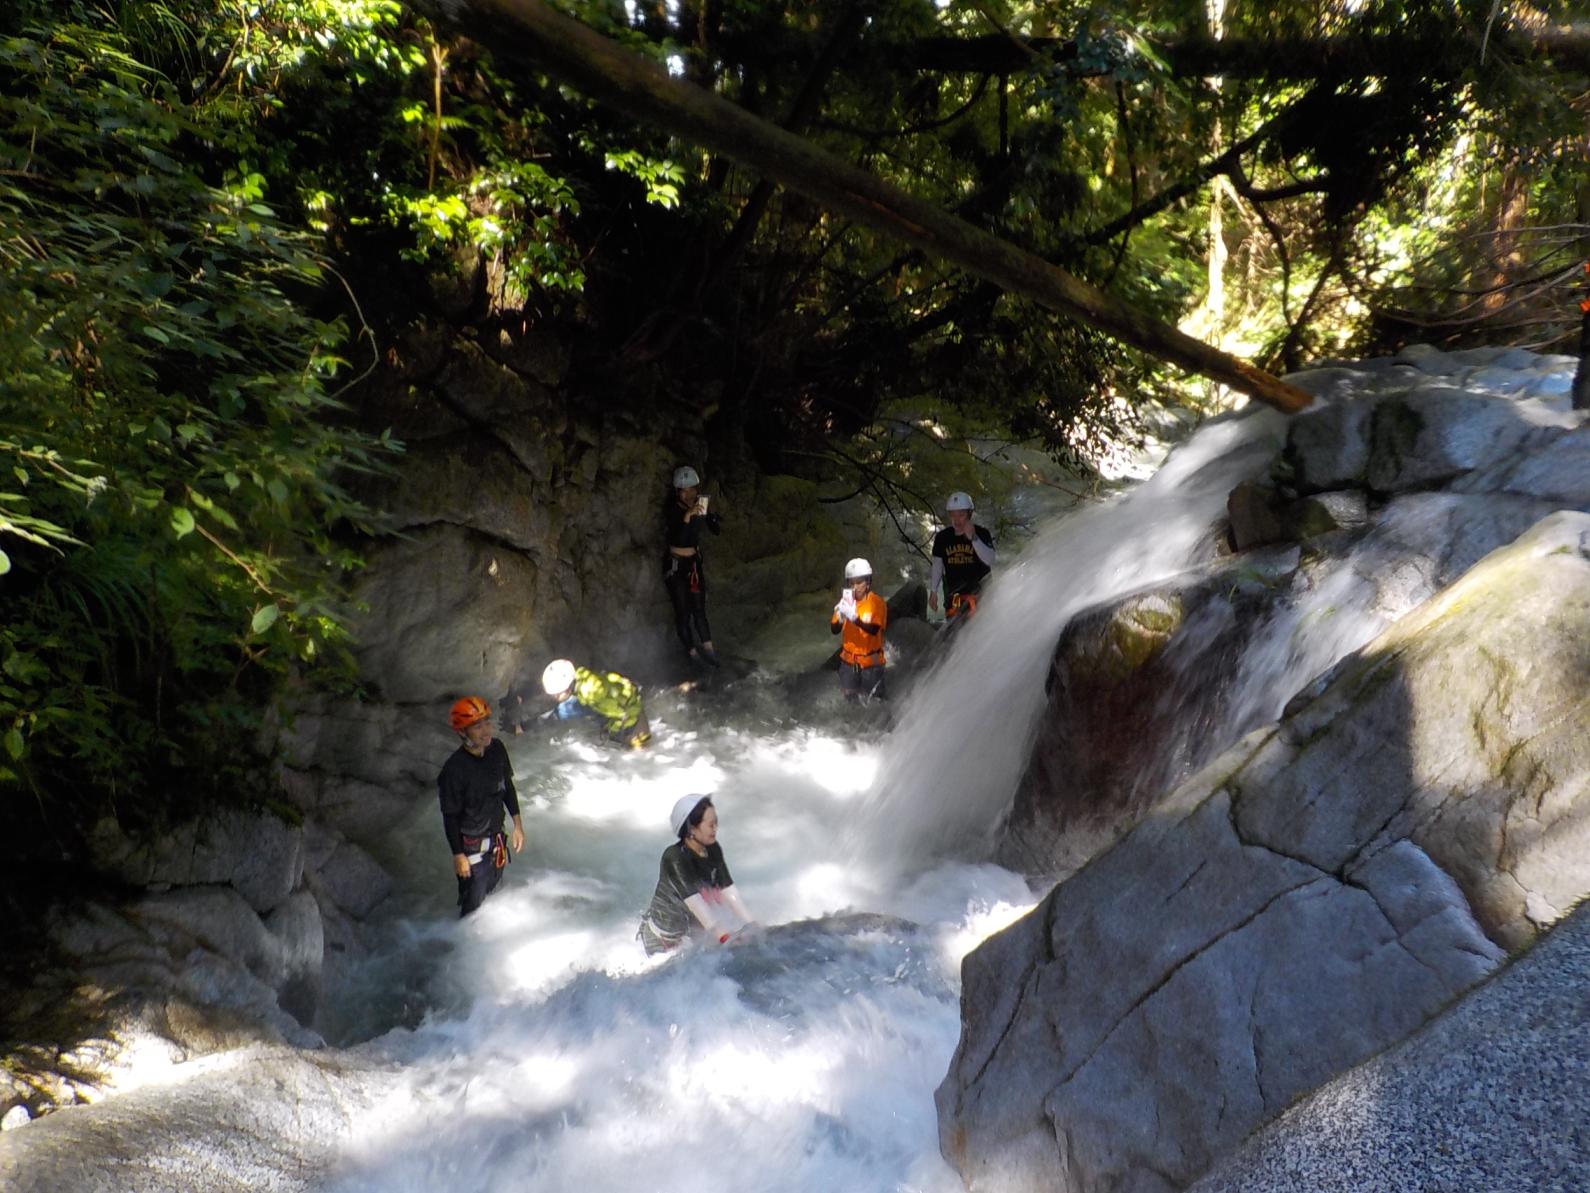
[[438, 696, 525, 917], [663, 464, 723, 666]]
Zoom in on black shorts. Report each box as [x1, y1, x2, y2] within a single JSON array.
[[839, 663, 886, 701]]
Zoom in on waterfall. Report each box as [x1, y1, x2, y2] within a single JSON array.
[[12, 347, 1577, 1193], [859, 408, 1287, 869]]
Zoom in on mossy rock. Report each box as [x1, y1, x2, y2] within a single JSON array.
[[1081, 594, 1184, 679]]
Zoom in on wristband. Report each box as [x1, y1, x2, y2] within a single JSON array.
[[718, 933, 730, 944]]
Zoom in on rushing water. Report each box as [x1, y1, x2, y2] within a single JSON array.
[[306, 409, 1295, 1193], [8, 349, 1579, 1193], [860, 408, 1287, 866], [324, 701, 1035, 1193]]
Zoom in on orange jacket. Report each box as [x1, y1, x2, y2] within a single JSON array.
[[832, 591, 888, 668]]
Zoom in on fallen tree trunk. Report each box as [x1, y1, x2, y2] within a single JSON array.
[[444, 0, 1313, 413]]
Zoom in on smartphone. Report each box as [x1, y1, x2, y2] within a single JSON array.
[[696, 495, 709, 514]]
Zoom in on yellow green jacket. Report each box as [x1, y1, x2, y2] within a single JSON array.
[[572, 666, 643, 732]]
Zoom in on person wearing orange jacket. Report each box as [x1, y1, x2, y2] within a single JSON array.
[[830, 556, 888, 702], [438, 696, 525, 917]]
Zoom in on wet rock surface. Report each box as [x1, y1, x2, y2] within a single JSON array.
[[997, 547, 1300, 877], [942, 511, 1590, 1191], [1002, 348, 1589, 883], [0, 1045, 393, 1193], [1, 807, 395, 1122]]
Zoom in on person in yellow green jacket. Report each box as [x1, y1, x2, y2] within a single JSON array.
[[540, 658, 652, 748]]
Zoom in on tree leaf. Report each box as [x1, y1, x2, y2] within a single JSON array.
[[0, 548, 8, 576], [251, 603, 280, 634], [3, 727, 23, 761], [169, 506, 196, 538]]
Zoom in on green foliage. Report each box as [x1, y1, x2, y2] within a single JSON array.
[[0, 0, 1581, 850], [0, 13, 391, 835]]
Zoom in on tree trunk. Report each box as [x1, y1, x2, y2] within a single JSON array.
[[1195, 0, 1230, 347], [706, 29, 1590, 81], [1480, 162, 1529, 316], [451, 0, 1313, 414]]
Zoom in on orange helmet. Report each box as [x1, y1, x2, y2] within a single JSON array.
[[449, 696, 491, 732]]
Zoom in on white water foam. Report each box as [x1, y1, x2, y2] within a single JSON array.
[[858, 408, 1287, 869], [317, 410, 1297, 1191], [323, 708, 1034, 1193]]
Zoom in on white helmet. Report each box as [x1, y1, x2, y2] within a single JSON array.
[[672, 465, 700, 489], [844, 557, 872, 580], [945, 491, 974, 512], [541, 658, 576, 695], [670, 793, 710, 837]]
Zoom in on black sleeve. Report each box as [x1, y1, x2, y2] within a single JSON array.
[[438, 760, 466, 855], [663, 497, 690, 548], [496, 741, 520, 819], [831, 618, 842, 635]]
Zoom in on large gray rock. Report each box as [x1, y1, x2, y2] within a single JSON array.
[[1191, 900, 1590, 1193], [1003, 380, 1588, 883], [126, 887, 294, 991], [1452, 419, 1590, 507], [353, 526, 548, 704], [998, 547, 1301, 878], [88, 810, 304, 915], [1000, 489, 1567, 881], [1281, 396, 1379, 494], [28, 878, 332, 1108], [938, 511, 1590, 1192], [273, 700, 444, 843], [262, 890, 325, 1027], [1365, 387, 1566, 492], [307, 840, 394, 921], [0, 1045, 389, 1193]]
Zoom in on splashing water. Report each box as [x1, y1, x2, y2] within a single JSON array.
[[324, 700, 1034, 1193], [316, 410, 1296, 1192], [319, 356, 1590, 1192], [859, 409, 1287, 869], [11, 352, 1580, 1193]]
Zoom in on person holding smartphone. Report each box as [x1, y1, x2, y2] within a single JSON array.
[[831, 556, 888, 701], [928, 490, 995, 622], [662, 464, 722, 666]]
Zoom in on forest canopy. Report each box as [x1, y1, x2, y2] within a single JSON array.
[[1, 0, 1586, 838]]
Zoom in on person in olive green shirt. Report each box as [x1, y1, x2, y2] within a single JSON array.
[[539, 658, 652, 748]]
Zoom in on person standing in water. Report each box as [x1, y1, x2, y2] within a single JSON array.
[[831, 556, 887, 702], [539, 658, 652, 748], [663, 464, 722, 667], [928, 490, 995, 621], [438, 696, 525, 917], [638, 794, 753, 955]]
